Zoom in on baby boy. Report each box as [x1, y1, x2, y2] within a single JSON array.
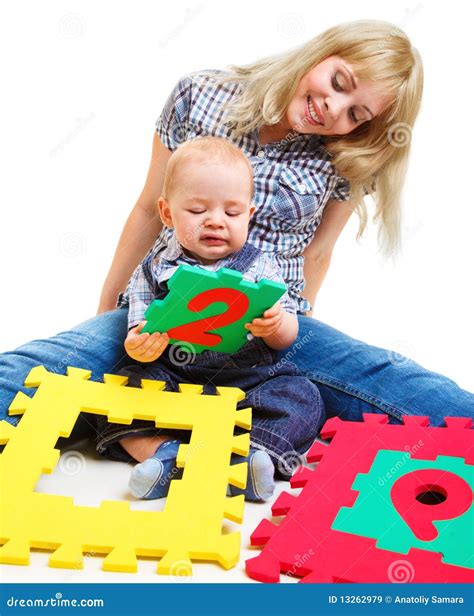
[[94, 136, 325, 501]]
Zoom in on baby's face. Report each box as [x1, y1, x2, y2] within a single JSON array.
[[159, 159, 255, 264]]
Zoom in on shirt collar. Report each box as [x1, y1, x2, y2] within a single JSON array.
[[158, 232, 252, 270], [251, 126, 323, 148], [159, 233, 188, 263]]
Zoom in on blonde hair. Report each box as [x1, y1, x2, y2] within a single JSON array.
[[162, 135, 254, 201], [211, 19, 424, 256]]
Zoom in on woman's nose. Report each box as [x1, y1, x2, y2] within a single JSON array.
[[324, 96, 344, 123]]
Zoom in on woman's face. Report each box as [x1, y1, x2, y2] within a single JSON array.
[[286, 55, 393, 136]]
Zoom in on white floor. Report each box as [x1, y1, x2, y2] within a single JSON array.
[[0, 439, 297, 584]]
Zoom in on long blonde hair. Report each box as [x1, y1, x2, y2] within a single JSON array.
[[212, 20, 424, 256]]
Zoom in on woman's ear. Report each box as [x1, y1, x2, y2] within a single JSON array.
[[158, 197, 174, 227]]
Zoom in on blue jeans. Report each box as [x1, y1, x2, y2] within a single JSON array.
[[92, 338, 324, 479], [1, 308, 473, 441]]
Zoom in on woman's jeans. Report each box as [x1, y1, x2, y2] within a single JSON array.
[[1, 307, 473, 444]]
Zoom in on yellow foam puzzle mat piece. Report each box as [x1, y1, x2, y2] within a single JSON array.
[[0, 366, 252, 575]]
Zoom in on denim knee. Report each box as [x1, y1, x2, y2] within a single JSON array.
[[244, 374, 324, 471]]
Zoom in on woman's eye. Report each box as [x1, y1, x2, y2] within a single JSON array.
[[332, 73, 361, 123], [332, 74, 343, 92]]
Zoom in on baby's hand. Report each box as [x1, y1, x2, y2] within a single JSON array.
[[124, 321, 169, 362], [245, 302, 284, 339]]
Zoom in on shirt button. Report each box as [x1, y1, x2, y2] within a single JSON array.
[[299, 183, 306, 193], [257, 150, 265, 158]]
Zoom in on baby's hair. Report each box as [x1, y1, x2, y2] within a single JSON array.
[[161, 136, 254, 201]]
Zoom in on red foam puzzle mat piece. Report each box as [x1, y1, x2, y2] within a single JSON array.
[[245, 414, 474, 583]]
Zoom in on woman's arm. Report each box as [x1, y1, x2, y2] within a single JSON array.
[[97, 132, 173, 313], [301, 198, 354, 315]]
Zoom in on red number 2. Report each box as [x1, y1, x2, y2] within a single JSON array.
[[167, 288, 249, 347]]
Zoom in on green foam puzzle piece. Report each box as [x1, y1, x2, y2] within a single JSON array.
[[142, 265, 286, 354], [332, 450, 473, 568]]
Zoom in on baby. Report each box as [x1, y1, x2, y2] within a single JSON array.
[[94, 136, 325, 501]]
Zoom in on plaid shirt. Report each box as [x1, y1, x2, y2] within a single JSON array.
[[124, 233, 297, 330], [122, 69, 351, 314]]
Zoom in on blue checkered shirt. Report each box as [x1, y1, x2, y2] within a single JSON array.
[[121, 69, 351, 314], [124, 233, 296, 330]]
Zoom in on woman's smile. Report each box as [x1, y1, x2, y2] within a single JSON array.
[[306, 95, 325, 126]]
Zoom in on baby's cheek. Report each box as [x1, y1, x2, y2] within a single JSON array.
[[178, 223, 200, 248], [230, 224, 250, 250]]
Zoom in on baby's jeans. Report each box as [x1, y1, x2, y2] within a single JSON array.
[[93, 339, 325, 480]]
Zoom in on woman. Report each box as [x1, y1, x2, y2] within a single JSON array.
[[1, 20, 472, 445]]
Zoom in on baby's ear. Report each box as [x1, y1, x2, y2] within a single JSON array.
[[158, 197, 174, 227], [249, 202, 256, 218]]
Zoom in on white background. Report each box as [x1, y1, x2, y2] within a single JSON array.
[[0, 0, 472, 392]]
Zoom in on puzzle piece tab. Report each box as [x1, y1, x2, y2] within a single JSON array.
[[142, 265, 286, 354]]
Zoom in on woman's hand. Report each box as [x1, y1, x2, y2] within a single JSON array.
[[124, 321, 169, 362], [245, 302, 284, 338]]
